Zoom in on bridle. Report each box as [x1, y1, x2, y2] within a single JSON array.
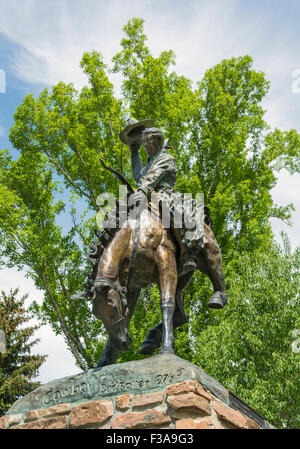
[[93, 276, 129, 328]]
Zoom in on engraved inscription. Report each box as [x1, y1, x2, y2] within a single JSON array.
[[97, 367, 185, 396], [155, 369, 184, 386], [41, 367, 185, 407], [42, 381, 91, 407]]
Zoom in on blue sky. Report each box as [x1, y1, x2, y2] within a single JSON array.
[[0, 0, 299, 383]]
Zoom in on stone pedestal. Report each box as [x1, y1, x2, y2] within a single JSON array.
[[0, 354, 274, 429]]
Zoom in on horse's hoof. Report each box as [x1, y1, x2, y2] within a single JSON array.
[[208, 292, 228, 309], [140, 325, 162, 355], [140, 342, 159, 355]]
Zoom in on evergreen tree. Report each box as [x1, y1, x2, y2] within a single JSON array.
[[0, 288, 47, 416]]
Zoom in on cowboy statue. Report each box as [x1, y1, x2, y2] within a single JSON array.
[[73, 119, 227, 364]]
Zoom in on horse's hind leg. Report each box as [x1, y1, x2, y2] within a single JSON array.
[[173, 271, 192, 326]]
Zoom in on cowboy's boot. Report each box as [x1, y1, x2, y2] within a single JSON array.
[[179, 250, 198, 277], [71, 274, 94, 300], [71, 289, 91, 300]]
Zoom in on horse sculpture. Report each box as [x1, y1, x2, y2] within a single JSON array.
[[92, 192, 227, 368], [73, 120, 228, 368]]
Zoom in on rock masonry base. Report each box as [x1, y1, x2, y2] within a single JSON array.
[[1, 354, 274, 430]]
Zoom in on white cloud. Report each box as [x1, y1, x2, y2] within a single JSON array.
[[270, 169, 300, 251], [0, 124, 5, 136], [0, 266, 43, 302], [0, 0, 299, 126], [30, 323, 80, 384], [0, 267, 78, 384]]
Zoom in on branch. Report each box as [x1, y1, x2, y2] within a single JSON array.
[[40, 272, 88, 370], [43, 147, 92, 202], [14, 236, 89, 370], [53, 265, 92, 360], [92, 86, 116, 147], [71, 213, 90, 246], [67, 140, 98, 209]]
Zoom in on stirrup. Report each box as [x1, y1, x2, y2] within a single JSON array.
[[140, 342, 159, 355]]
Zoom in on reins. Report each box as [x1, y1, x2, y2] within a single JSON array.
[[95, 157, 143, 321]]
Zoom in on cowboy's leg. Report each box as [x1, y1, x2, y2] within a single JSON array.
[[201, 223, 227, 308], [178, 219, 227, 308]]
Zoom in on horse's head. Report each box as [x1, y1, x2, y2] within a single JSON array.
[[92, 278, 131, 351]]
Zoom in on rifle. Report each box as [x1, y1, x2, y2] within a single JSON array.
[[99, 157, 135, 194]]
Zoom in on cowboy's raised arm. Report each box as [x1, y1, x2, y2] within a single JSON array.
[[130, 143, 144, 183]]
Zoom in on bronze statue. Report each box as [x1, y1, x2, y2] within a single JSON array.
[[75, 119, 227, 367]]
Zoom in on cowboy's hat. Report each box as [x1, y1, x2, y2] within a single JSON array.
[[119, 118, 155, 145]]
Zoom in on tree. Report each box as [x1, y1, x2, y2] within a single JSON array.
[[0, 18, 299, 425], [0, 289, 46, 416], [192, 237, 300, 429], [112, 19, 299, 256], [0, 146, 105, 371]]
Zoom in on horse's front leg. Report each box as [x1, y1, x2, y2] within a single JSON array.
[[140, 271, 192, 355], [124, 287, 141, 327], [156, 245, 177, 354], [96, 339, 118, 368]]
